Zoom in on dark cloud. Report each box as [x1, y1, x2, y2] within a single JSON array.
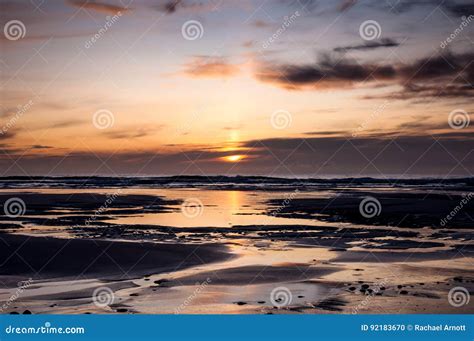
[[334, 38, 400, 52], [384, 0, 474, 17], [159, 0, 182, 14], [444, 2, 474, 16], [256, 52, 474, 99], [256, 53, 396, 90], [2, 129, 473, 176], [30, 145, 54, 149], [338, 0, 357, 12], [0, 130, 16, 140]]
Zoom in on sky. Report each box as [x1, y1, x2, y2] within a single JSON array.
[[0, 0, 473, 177]]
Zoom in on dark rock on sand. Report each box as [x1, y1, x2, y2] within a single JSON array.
[[234, 302, 247, 306]]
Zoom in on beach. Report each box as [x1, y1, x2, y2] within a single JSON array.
[[0, 177, 473, 314]]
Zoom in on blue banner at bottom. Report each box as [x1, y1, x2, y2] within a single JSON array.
[[0, 315, 472, 340]]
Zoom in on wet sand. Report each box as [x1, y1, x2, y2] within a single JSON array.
[[0, 234, 231, 287], [0, 179, 473, 314]]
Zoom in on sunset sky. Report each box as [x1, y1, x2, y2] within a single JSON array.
[[1, 0, 473, 177]]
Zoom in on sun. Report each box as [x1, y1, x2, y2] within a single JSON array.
[[224, 155, 245, 162]]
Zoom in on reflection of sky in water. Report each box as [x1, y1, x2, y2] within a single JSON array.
[[110, 189, 324, 228]]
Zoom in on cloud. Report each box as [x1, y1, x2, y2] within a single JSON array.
[[157, 0, 182, 13], [253, 20, 272, 28], [183, 56, 240, 78], [444, 2, 474, 16], [0, 130, 16, 140], [3, 130, 472, 176], [256, 52, 474, 99], [30, 145, 54, 149], [154, 0, 217, 14], [256, 53, 396, 90], [385, 0, 474, 17], [333, 38, 400, 52], [338, 0, 357, 12], [68, 0, 130, 14], [104, 126, 164, 139], [50, 120, 87, 129]]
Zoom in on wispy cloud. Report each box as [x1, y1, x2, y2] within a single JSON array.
[[68, 0, 130, 14], [333, 38, 400, 52], [183, 56, 240, 78], [104, 126, 165, 139]]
